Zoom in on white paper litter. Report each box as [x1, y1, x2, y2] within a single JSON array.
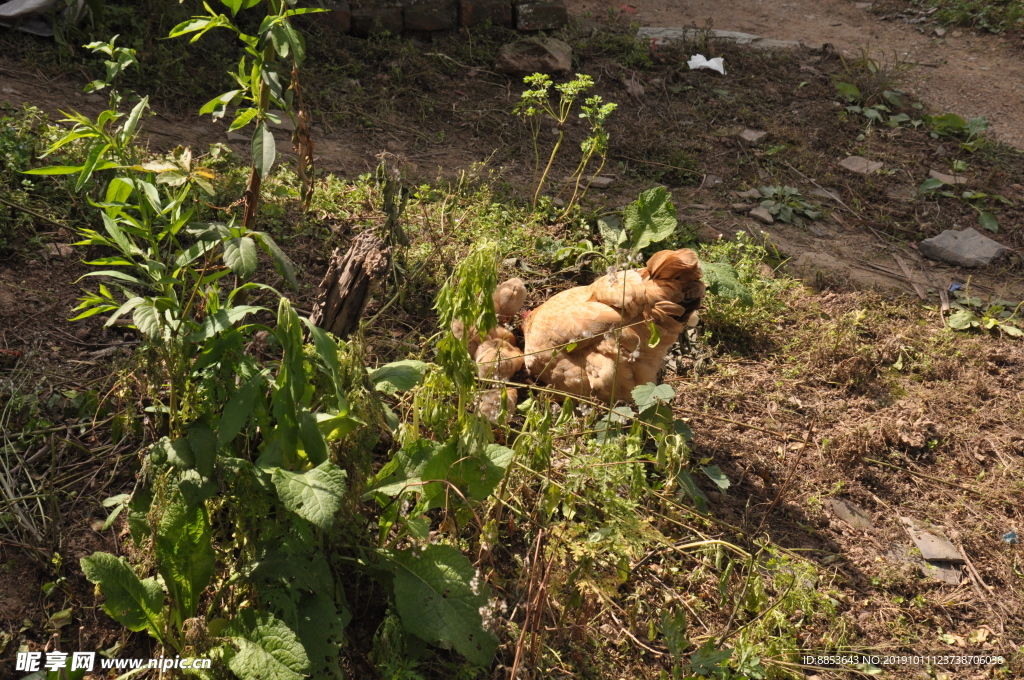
[[687, 54, 726, 75]]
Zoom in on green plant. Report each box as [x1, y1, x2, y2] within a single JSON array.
[[833, 49, 917, 130], [923, 112, 990, 151], [947, 282, 1024, 338], [755, 186, 821, 225], [918, 164, 1012, 233], [169, 0, 325, 219], [515, 73, 617, 212], [930, 0, 1024, 34]]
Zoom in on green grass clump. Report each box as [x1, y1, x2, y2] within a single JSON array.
[[928, 0, 1024, 33]]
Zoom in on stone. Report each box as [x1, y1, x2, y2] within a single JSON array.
[[839, 155, 882, 174], [749, 206, 774, 224], [494, 37, 572, 76], [809, 187, 842, 202], [404, 0, 457, 32], [225, 131, 247, 142], [45, 243, 74, 259], [918, 228, 1010, 268], [703, 173, 723, 187], [830, 498, 873, 529], [351, 5, 403, 36], [854, 2, 872, 8], [921, 561, 962, 585], [736, 188, 761, 199], [514, 1, 568, 31], [900, 517, 965, 563], [928, 169, 968, 186], [933, 27, 946, 38], [638, 26, 804, 50], [731, 203, 753, 213], [588, 175, 615, 189], [459, 0, 512, 27], [738, 128, 769, 147]]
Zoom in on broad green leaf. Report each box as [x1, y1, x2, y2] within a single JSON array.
[[80, 552, 165, 641], [919, 177, 946, 193], [271, 461, 348, 530], [252, 121, 276, 178], [133, 299, 162, 338], [164, 436, 195, 470], [1000, 324, 1023, 338], [296, 408, 328, 466], [834, 81, 860, 101], [387, 544, 498, 666], [154, 491, 215, 621], [316, 412, 362, 441], [225, 610, 310, 680], [701, 465, 731, 491], [294, 594, 347, 678], [253, 232, 297, 289], [364, 439, 441, 498], [596, 215, 627, 247], [187, 420, 218, 478], [218, 373, 264, 447], [450, 444, 513, 502], [701, 262, 753, 307], [223, 236, 259, 278], [632, 382, 674, 413], [979, 211, 999, 233], [947, 309, 977, 330], [369, 360, 429, 395], [623, 186, 677, 250], [105, 296, 144, 327], [675, 468, 709, 513]]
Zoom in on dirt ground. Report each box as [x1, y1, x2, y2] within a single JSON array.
[[569, 0, 1024, 149]]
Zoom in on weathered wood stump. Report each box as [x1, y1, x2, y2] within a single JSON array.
[[310, 231, 391, 339]]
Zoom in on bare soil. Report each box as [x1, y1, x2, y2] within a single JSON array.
[[570, 0, 1024, 149]]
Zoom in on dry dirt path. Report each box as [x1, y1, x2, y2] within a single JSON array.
[[570, 0, 1024, 149]]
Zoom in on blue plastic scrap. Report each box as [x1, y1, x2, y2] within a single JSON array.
[[949, 283, 964, 292], [1003, 531, 1019, 544]]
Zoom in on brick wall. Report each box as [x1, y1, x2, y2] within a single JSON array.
[[324, 1, 568, 36]]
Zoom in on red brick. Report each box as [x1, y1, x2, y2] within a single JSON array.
[[404, 1, 457, 32], [459, 0, 512, 27], [514, 1, 568, 31]]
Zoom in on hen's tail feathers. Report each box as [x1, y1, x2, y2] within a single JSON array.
[[645, 249, 701, 282]]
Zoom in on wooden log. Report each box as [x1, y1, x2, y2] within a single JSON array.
[[310, 231, 391, 338]]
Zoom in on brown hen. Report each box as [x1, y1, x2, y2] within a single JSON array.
[[523, 249, 704, 403]]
